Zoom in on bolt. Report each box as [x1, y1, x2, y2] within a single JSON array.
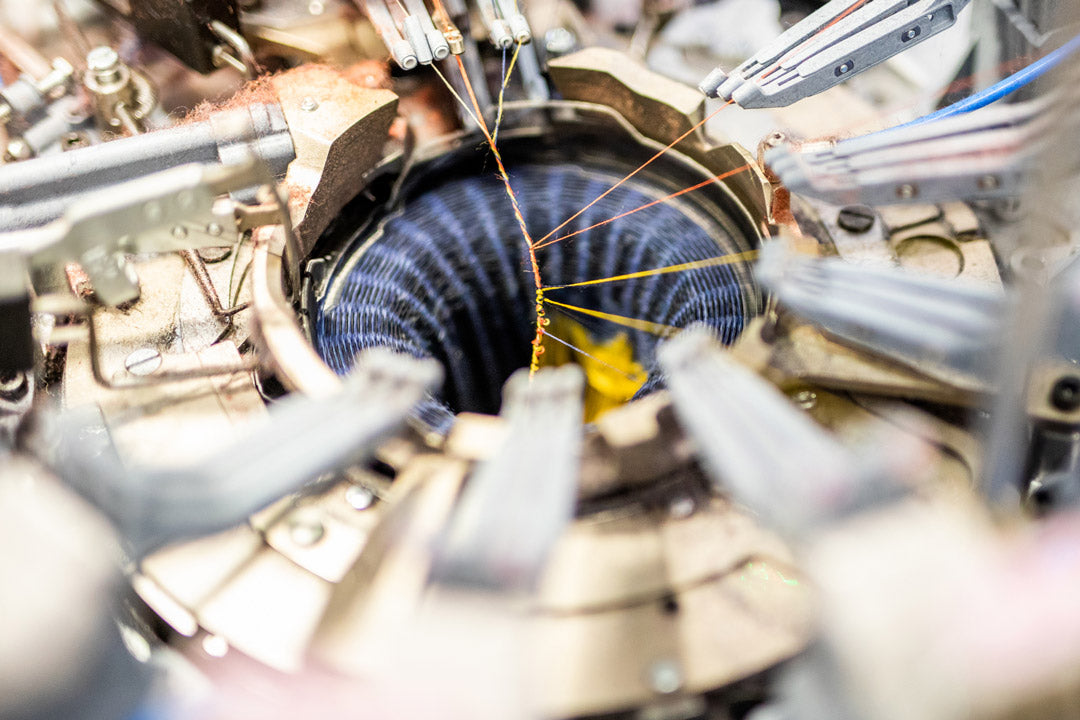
[[0, 371, 28, 401], [86, 46, 122, 84], [836, 205, 876, 234], [300, 96, 319, 112], [5, 138, 31, 161], [648, 659, 683, 695], [202, 634, 229, 658], [171, 226, 188, 239], [345, 484, 376, 511], [444, 30, 465, 55], [669, 496, 695, 519], [896, 183, 918, 200], [1050, 376, 1080, 412], [39, 57, 74, 95], [124, 348, 162, 376], [62, 132, 89, 150], [289, 516, 325, 546], [902, 27, 919, 41], [206, 222, 223, 237], [835, 60, 853, 76], [792, 390, 817, 409], [544, 27, 577, 57]]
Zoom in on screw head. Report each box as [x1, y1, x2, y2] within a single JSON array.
[[896, 183, 918, 200], [345, 484, 376, 511], [648, 659, 683, 695], [1050, 376, 1080, 412], [669, 496, 695, 519], [202, 634, 229, 657], [6, 139, 31, 161], [300, 97, 319, 112], [206, 222, 224, 237], [836, 205, 876, 234], [86, 46, 120, 74], [124, 348, 162, 376], [0, 371, 28, 401], [792, 390, 817, 409], [289, 516, 325, 546]]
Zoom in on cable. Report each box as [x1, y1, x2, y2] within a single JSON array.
[[901, 31, 1080, 128]]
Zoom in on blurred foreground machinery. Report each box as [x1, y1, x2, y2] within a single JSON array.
[[3, 1, 1080, 720]]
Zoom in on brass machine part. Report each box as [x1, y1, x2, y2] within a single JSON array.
[[126, 377, 981, 715], [59, 65, 399, 462], [735, 199, 1004, 408], [82, 46, 157, 135]]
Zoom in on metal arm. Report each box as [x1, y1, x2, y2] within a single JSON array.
[[756, 243, 1004, 391], [700, 0, 972, 108], [765, 98, 1049, 204]]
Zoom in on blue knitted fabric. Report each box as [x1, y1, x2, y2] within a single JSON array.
[[314, 162, 756, 431]]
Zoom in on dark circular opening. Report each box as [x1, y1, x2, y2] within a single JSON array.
[[310, 123, 760, 430]]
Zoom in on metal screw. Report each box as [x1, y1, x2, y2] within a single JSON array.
[[300, 97, 319, 112], [345, 484, 376, 511], [289, 516, 326, 546], [793, 390, 817, 409], [0, 371, 28, 401], [86, 46, 122, 83], [202, 634, 229, 658], [648, 659, 683, 695], [62, 132, 89, 151], [669, 496, 695, 519], [835, 60, 854, 76], [836, 205, 876, 234], [5, 138, 31, 161], [171, 226, 188, 239], [1050, 376, 1080, 412], [124, 348, 162, 376], [896, 183, 918, 200], [86, 46, 120, 72], [38, 58, 74, 96], [206, 222, 223, 237], [902, 27, 919, 41]]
